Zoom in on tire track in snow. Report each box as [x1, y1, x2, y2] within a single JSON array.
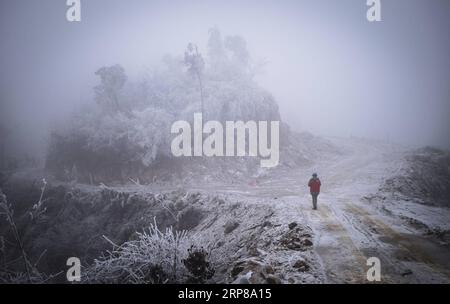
[[341, 203, 450, 283]]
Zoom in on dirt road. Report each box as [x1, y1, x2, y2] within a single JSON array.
[[268, 138, 450, 283], [201, 138, 450, 283]]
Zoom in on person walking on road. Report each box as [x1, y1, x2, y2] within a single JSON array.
[[308, 173, 321, 210]]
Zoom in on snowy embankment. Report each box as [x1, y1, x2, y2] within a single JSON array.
[[0, 180, 323, 283]]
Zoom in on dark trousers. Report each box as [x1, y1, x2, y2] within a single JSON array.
[[311, 192, 319, 209]]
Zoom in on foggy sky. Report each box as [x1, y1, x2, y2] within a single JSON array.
[[1, 0, 449, 154]]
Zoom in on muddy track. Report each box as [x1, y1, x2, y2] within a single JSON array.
[[338, 202, 450, 283], [302, 201, 368, 283]]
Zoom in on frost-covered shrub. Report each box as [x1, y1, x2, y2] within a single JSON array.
[[183, 245, 215, 283], [83, 221, 215, 283], [129, 108, 174, 166]]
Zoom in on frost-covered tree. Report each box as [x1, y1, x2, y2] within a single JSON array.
[[184, 43, 205, 115], [207, 27, 226, 72], [94, 64, 130, 116], [224, 35, 250, 67], [205, 29, 256, 81]]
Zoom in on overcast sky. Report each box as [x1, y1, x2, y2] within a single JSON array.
[[1, 0, 449, 152]]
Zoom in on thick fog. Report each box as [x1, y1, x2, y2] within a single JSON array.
[[1, 0, 449, 161]]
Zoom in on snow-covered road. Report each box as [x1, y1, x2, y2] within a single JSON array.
[[188, 137, 450, 283], [271, 138, 450, 283]]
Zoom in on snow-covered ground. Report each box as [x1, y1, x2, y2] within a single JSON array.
[[158, 136, 450, 283], [2, 136, 449, 283]]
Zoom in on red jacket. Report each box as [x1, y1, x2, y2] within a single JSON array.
[[308, 178, 321, 193]]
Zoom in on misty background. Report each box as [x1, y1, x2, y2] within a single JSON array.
[[1, 0, 449, 161]]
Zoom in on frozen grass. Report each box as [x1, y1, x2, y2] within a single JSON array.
[[0, 180, 51, 283], [83, 219, 214, 283]]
